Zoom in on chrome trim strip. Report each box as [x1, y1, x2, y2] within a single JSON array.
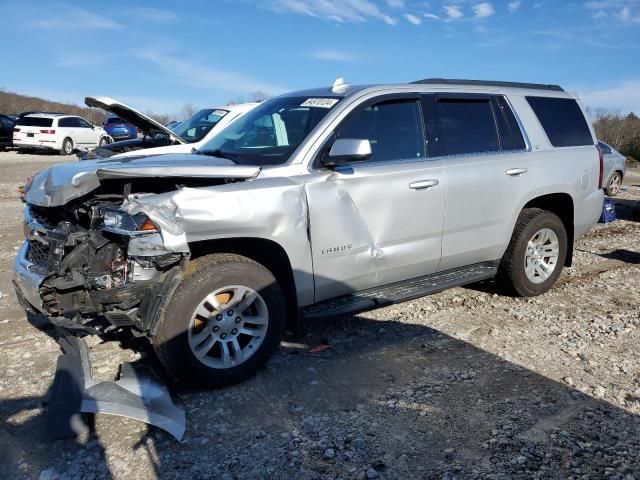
[[13, 241, 47, 313]]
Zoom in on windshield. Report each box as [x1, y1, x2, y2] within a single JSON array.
[[173, 108, 229, 143], [199, 96, 341, 165]]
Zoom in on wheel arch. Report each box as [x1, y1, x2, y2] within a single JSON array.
[[522, 193, 574, 267], [188, 237, 300, 335]]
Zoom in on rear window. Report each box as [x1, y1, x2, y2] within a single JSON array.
[[106, 117, 126, 125], [17, 117, 53, 127], [526, 96, 593, 147], [431, 97, 500, 156], [493, 96, 526, 151]]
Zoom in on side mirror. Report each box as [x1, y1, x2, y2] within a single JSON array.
[[321, 138, 372, 168]]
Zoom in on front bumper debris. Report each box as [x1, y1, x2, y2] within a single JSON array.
[[50, 327, 185, 441], [14, 241, 47, 313]]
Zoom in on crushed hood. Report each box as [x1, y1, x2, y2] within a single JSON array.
[[85, 96, 186, 144], [25, 154, 261, 207]]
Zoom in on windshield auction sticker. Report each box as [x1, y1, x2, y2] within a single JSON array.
[[300, 98, 340, 108]]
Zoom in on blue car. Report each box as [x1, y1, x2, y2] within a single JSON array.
[[103, 116, 138, 140]]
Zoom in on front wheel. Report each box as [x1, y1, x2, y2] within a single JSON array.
[[98, 136, 109, 147], [153, 253, 286, 388], [497, 208, 567, 297], [605, 172, 622, 196]]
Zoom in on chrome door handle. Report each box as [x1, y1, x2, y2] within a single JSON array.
[[409, 179, 439, 190], [506, 168, 528, 176]]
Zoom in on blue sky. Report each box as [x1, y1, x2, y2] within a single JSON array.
[[2, 0, 640, 116]]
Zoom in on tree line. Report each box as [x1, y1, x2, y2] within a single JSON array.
[[590, 110, 640, 162]]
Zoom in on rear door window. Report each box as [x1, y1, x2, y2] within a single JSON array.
[[17, 117, 53, 127], [526, 96, 593, 147], [335, 99, 426, 162], [422, 95, 499, 157], [493, 96, 526, 151]]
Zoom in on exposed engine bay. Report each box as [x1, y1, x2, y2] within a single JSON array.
[[22, 177, 229, 334]]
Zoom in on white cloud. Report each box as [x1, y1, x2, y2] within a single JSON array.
[[269, 0, 397, 25], [310, 49, 355, 61], [443, 4, 464, 19], [404, 13, 422, 24], [473, 2, 495, 18], [30, 5, 121, 30], [134, 49, 287, 96], [127, 7, 179, 23], [576, 80, 640, 114], [585, 0, 640, 23], [424, 12, 442, 20], [508, 1, 522, 13]]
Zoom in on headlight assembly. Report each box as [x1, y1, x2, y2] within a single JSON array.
[[100, 209, 158, 235]]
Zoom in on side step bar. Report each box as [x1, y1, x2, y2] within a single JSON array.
[[302, 262, 498, 319]]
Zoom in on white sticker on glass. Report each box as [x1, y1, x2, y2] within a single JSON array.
[[300, 98, 339, 108]]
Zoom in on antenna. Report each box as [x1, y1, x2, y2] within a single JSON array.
[[331, 77, 350, 93]]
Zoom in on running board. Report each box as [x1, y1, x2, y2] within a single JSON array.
[[302, 262, 498, 319]]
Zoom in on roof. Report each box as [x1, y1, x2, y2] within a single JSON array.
[[282, 78, 568, 100]]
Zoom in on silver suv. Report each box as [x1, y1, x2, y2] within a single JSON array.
[[15, 79, 604, 387]]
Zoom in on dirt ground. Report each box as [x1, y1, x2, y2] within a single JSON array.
[[0, 150, 638, 480]]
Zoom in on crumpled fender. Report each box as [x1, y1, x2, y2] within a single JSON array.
[[122, 177, 315, 305]]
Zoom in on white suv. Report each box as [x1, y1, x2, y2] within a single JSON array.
[[13, 114, 109, 155]]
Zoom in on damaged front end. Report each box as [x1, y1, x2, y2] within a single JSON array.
[[16, 197, 185, 335]]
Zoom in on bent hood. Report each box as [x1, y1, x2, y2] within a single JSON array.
[[86, 96, 186, 145], [25, 154, 261, 207]]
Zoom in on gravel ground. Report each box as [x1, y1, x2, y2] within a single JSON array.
[[0, 150, 638, 480]]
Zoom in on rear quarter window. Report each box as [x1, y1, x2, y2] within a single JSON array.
[[526, 96, 593, 147]]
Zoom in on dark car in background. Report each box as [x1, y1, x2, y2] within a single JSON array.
[[103, 115, 138, 140], [0, 114, 16, 150]]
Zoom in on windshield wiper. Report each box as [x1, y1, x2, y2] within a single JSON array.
[[199, 149, 238, 161]]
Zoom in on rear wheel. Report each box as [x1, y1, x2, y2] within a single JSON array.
[[60, 138, 73, 155], [605, 172, 622, 196], [497, 208, 567, 297], [153, 253, 286, 388]]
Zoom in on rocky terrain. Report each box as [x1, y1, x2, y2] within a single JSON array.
[[0, 151, 638, 479]]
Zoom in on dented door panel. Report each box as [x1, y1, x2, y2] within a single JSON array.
[[306, 160, 444, 302]]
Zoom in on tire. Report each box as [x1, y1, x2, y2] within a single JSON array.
[[153, 253, 286, 388], [98, 136, 109, 147], [60, 138, 73, 155], [605, 172, 622, 197], [496, 208, 567, 297]]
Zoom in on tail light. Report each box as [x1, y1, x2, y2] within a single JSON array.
[[596, 143, 604, 189], [40, 129, 56, 134], [13, 127, 20, 132]]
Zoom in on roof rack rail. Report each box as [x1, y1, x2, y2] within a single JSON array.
[[19, 111, 67, 117], [410, 78, 564, 92]]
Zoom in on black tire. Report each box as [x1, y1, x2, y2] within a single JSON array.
[[99, 136, 109, 147], [153, 253, 286, 388], [605, 172, 622, 196], [60, 137, 73, 155], [496, 208, 567, 297]]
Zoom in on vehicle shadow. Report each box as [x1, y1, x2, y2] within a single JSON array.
[[147, 301, 640, 478], [613, 197, 640, 222], [7, 276, 640, 479], [599, 248, 640, 264]]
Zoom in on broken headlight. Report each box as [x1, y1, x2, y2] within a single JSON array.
[[100, 209, 157, 235]]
